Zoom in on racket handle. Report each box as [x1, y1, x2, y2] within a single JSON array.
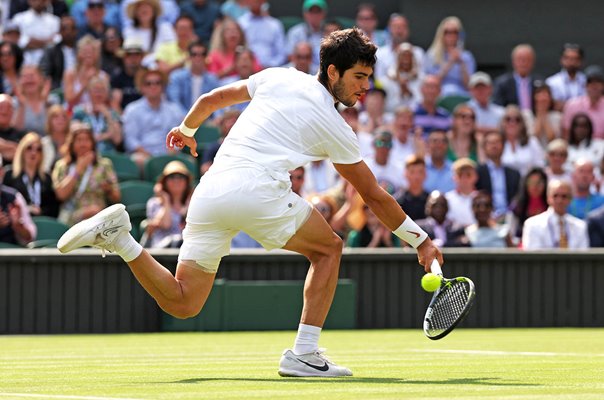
[[430, 259, 442, 276]]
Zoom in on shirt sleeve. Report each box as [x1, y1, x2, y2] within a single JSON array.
[[15, 192, 37, 244]]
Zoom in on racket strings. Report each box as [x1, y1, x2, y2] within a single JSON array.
[[426, 281, 470, 335]]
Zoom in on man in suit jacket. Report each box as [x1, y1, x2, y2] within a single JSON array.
[[166, 41, 220, 112], [493, 44, 539, 111], [523, 179, 589, 249], [587, 204, 604, 247], [39, 15, 78, 90], [475, 130, 521, 219]]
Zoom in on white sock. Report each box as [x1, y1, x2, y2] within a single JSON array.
[[112, 232, 143, 262], [293, 323, 321, 355]]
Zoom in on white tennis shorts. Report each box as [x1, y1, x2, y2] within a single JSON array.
[[178, 165, 312, 272]]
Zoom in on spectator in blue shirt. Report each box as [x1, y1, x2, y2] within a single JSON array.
[[122, 68, 186, 166], [424, 16, 476, 97], [424, 129, 454, 194], [179, 0, 222, 44], [414, 75, 451, 138], [166, 41, 220, 111], [238, 0, 287, 68]]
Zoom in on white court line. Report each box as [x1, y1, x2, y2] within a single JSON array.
[[411, 349, 604, 357], [0, 394, 141, 400]]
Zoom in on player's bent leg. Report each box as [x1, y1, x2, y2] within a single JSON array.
[[282, 207, 343, 328], [126, 255, 216, 319], [57, 203, 217, 320], [279, 208, 351, 377]]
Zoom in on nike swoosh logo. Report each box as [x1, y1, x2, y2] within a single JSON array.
[[102, 225, 123, 237], [407, 230, 421, 238], [297, 358, 329, 372]]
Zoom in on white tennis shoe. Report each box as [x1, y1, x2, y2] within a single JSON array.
[[57, 204, 131, 257], [278, 349, 353, 377]]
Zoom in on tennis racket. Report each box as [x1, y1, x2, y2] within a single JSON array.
[[423, 260, 476, 340]]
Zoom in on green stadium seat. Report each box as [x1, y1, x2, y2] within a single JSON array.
[[195, 125, 221, 145], [119, 180, 155, 209], [335, 16, 355, 29], [118, 180, 155, 240], [28, 216, 70, 249], [142, 154, 198, 183], [437, 95, 471, 113], [101, 151, 140, 182], [278, 16, 303, 32], [0, 241, 22, 248]]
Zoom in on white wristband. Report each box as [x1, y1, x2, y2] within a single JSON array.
[[393, 216, 429, 249], [178, 121, 197, 137]]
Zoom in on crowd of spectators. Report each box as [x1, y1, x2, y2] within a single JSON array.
[[1, 0, 603, 250]]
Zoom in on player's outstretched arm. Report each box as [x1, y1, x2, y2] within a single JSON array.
[[334, 160, 443, 272], [167, 80, 252, 156]]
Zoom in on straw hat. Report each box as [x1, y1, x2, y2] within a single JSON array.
[[127, 0, 162, 20], [159, 160, 192, 182]]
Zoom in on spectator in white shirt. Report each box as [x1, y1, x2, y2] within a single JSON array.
[[545, 43, 586, 111], [13, 0, 60, 65], [445, 157, 477, 227], [467, 71, 504, 135]]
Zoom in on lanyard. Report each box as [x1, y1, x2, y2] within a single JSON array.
[[21, 174, 41, 206]]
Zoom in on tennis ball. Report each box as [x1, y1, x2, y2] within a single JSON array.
[[421, 273, 441, 292]]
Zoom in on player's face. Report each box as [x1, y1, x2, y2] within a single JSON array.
[[331, 63, 372, 107]]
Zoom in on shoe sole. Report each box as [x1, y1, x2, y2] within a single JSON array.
[[278, 369, 352, 378], [57, 203, 127, 253]]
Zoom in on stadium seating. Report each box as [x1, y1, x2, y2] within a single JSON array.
[[118, 180, 155, 241], [101, 151, 140, 182], [142, 154, 198, 183], [278, 16, 303, 32], [0, 241, 22, 248], [437, 94, 471, 113], [28, 216, 70, 248], [335, 16, 355, 29]]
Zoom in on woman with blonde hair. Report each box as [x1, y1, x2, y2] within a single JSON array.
[[72, 75, 122, 153], [143, 160, 192, 248], [63, 35, 109, 110], [52, 122, 120, 226], [2, 132, 60, 217], [12, 65, 50, 135], [207, 17, 260, 79], [42, 105, 71, 173], [424, 16, 476, 97]]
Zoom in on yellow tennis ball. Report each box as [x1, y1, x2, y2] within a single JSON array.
[[421, 273, 441, 292]]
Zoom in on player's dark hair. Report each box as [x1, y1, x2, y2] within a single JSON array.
[[319, 28, 377, 85]]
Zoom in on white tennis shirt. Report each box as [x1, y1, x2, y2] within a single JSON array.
[[211, 68, 362, 181]]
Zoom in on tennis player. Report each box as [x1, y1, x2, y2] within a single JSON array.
[[58, 28, 443, 377]]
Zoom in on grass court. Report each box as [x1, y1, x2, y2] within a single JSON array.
[[1, 328, 603, 399]]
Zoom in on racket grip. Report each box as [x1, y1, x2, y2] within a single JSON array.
[[430, 259, 442, 276]]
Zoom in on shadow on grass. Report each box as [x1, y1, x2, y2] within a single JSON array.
[[168, 377, 540, 387]]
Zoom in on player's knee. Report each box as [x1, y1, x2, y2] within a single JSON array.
[[163, 302, 203, 320], [309, 232, 342, 265]]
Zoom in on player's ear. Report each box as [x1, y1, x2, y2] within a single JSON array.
[[327, 64, 339, 82]]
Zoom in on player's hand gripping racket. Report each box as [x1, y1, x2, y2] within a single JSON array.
[[423, 260, 476, 340]]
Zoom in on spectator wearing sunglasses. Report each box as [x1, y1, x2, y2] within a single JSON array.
[[522, 179, 588, 249], [166, 41, 220, 112], [2, 132, 59, 217], [499, 105, 545, 177], [123, 68, 185, 167]]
